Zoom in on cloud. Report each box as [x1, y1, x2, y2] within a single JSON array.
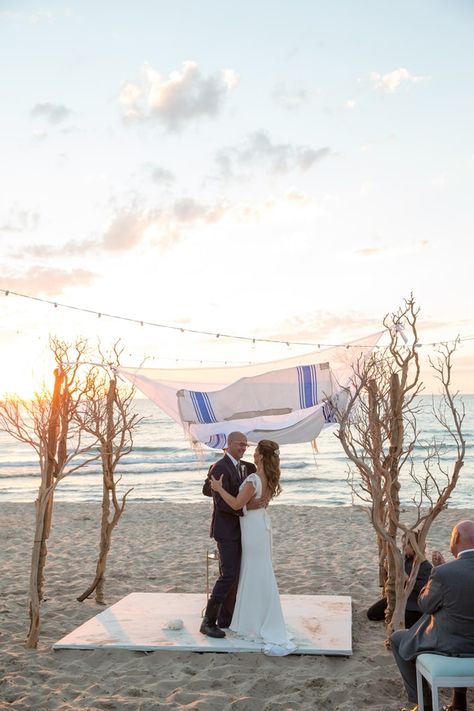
[[15, 197, 230, 258], [124, 190, 317, 243], [144, 163, 175, 186], [102, 209, 160, 251], [369, 68, 425, 93], [355, 247, 385, 257], [216, 131, 330, 178], [15, 217, 150, 257], [269, 311, 382, 343], [354, 240, 429, 258], [0, 10, 54, 24], [285, 187, 313, 204], [32, 129, 48, 141], [101, 199, 230, 251], [0, 267, 95, 295], [16, 188, 318, 260], [11, 238, 99, 258], [0, 207, 40, 233], [118, 61, 239, 131], [272, 83, 307, 111], [31, 102, 72, 124], [172, 197, 226, 224]]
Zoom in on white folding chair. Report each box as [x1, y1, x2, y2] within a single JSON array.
[[416, 653, 474, 711]]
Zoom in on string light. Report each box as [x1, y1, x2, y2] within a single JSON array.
[[0, 329, 259, 366], [1, 287, 472, 349], [0, 287, 383, 347]]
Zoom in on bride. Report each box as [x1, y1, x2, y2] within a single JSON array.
[[210, 439, 294, 653]]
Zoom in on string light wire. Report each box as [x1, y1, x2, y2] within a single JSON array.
[[1, 287, 472, 350]]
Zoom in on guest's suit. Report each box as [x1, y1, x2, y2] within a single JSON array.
[[203, 454, 256, 627], [392, 550, 474, 705]]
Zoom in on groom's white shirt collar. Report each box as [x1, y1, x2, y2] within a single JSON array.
[[226, 452, 239, 467]]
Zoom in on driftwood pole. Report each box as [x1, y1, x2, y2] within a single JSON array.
[[96, 376, 116, 603], [383, 372, 403, 626], [336, 297, 465, 640], [27, 367, 65, 648], [0, 337, 101, 649], [77, 365, 139, 604], [36, 368, 63, 602], [77, 378, 124, 604]]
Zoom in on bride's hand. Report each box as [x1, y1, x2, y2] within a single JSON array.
[[210, 474, 224, 491]]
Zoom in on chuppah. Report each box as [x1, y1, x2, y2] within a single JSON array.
[[54, 332, 383, 656]]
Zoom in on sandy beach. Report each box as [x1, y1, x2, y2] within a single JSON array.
[[1, 501, 473, 710]]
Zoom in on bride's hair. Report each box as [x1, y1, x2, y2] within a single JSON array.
[[257, 439, 282, 499]]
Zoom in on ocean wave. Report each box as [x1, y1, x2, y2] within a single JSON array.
[[1, 445, 470, 474], [0, 395, 472, 504]]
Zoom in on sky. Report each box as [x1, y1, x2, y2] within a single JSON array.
[[1, 0, 473, 397]]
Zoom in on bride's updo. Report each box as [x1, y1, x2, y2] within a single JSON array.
[[257, 439, 282, 499]]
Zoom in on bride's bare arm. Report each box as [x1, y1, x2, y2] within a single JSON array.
[[210, 475, 255, 510]]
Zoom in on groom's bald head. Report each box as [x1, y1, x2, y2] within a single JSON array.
[[227, 431, 248, 460]]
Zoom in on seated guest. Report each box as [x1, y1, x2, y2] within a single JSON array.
[[367, 533, 432, 628], [391, 520, 474, 711]]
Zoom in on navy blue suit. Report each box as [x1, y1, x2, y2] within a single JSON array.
[[203, 454, 256, 627]]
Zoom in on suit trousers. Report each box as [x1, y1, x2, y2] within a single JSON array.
[[391, 629, 432, 706], [367, 597, 423, 628], [210, 538, 241, 627]]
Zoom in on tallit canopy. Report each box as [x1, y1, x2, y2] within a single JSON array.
[[119, 331, 383, 448]]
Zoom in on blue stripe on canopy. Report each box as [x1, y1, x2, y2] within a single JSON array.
[[297, 365, 318, 408], [205, 434, 227, 449], [190, 391, 218, 424]]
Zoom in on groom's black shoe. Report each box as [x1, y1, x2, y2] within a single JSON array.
[[200, 599, 225, 639]]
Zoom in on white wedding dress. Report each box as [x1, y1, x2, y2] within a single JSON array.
[[230, 473, 295, 655]]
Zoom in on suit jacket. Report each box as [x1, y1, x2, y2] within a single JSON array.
[[399, 550, 474, 659], [203, 455, 256, 542], [202, 457, 256, 497]]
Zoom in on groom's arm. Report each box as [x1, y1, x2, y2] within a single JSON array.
[[246, 496, 268, 510], [212, 465, 243, 517], [202, 463, 215, 497]]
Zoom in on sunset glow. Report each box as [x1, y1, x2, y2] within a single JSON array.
[[1, 0, 473, 397]]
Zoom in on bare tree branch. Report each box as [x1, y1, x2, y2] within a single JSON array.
[[0, 337, 101, 648], [334, 296, 465, 640], [76, 342, 143, 604]]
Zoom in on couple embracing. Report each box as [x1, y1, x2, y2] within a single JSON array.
[[201, 431, 294, 654]]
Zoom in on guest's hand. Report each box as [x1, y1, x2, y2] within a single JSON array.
[[210, 474, 224, 492], [432, 550, 445, 566]]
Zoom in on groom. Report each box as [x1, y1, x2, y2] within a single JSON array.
[[200, 431, 257, 638]]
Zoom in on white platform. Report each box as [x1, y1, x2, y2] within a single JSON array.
[[53, 593, 352, 655]]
